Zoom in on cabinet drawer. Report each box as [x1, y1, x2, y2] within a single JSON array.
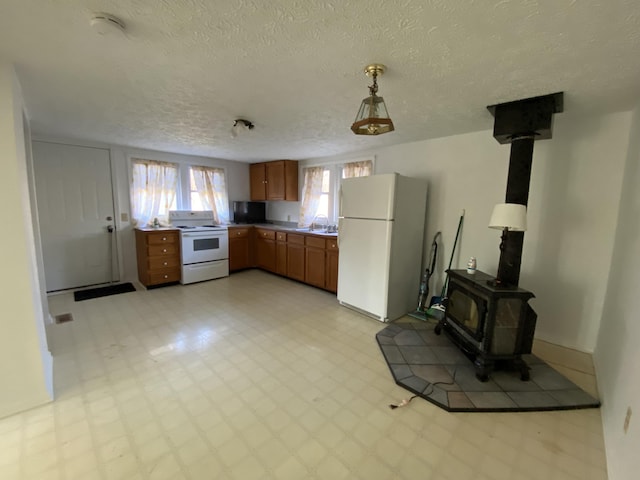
[[276, 232, 287, 242], [288, 234, 304, 245], [146, 232, 178, 245], [305, 236, 325, 249], [256, 229, 275, 240], [148, 269, 181, 285], [148, 256, 180, 270], [229, 227, 251, 238], [326, 239, 339, 251], [148, 244, 178, 256]]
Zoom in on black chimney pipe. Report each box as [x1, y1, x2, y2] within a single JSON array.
[[487, 92, 563, 287]]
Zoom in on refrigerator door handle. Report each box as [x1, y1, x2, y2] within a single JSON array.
[[338, 186, 343, 218], [337, 218, 342, 248]]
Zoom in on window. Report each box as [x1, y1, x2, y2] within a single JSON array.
[[341, 160, 373, 179], [189, 165, 230, 224], [298, 159, 373, 226], [130, 158, 178, 226], [316, 169, 331, 218]]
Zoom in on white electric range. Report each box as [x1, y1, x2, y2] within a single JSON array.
[[168, 210, 229, 284]]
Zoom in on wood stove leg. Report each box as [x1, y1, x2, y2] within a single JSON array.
[[512, 356, 531, 381], [474, 356, 494, 382]]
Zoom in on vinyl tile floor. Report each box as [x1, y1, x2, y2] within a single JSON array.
[[0, 270, 608, 479]]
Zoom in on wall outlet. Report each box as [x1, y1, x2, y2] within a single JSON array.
[[121, 212, 129, 222], [287, 214, 291, 222], [624, 406, 632, 434]]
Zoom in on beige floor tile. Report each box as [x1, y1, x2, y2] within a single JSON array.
[[0, 269, 608, 479]]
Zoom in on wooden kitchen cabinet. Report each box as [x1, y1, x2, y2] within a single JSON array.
[[255, 228, 276, 272], [276, 232, 287, 276], [135, 229, 181, 287], [287, 234, 305, 282], [250, 160, 299, 201], [305, 236, 326, 289], [228, 225, 338, 294], [325, 238, 339, 293], [249, 163, 267, 201], [228, 226, 252, 272]]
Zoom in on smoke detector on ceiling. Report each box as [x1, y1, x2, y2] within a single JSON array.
[[90, 13, 126, 35]]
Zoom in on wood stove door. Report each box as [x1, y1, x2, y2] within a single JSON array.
[[446, 283, 487, 342]]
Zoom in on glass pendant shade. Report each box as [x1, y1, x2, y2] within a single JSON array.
[[351, 95, 394, 135], [350, 63, 395, 135]]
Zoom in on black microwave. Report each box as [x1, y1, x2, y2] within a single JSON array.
[[233, 201, 266, 224]]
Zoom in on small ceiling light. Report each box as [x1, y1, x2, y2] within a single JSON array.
[[230, 119, 255, 138], [351, 64, 395, 136], [90, 13, 126, 35]]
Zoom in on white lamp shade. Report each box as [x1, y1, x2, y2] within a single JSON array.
[[488, 203, 527, 231]]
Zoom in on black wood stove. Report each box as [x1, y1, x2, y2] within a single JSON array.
[[435, 92, 564, 382], [435, 270, 537, 381]]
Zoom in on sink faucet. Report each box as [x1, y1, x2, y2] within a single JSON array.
[[310, 214, 329, 231]]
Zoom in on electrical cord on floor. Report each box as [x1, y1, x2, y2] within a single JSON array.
[[389, 395, 417, 409], [389, 369, 458, 410]]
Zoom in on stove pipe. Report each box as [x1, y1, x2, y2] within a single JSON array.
[[487, 92, 563, 287]]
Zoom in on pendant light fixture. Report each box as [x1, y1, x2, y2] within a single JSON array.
[[351, 64, 395, 135]]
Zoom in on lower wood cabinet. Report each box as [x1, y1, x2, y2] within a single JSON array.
[[229, 226, 252, 272], [229, 226, 338, 293], [255, 228, 276, 272], [287, 234, 305, 282], [325, 238, 339, 293], [135, 229, 181, 287], [305, 236, 326, 289], [276, 232, 288, 276]]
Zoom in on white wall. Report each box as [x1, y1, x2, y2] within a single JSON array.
[[594, 106, 640, 480], [30, 139, 251, 284], [303, 110, 630, 353], [0, 64, 53, 418]]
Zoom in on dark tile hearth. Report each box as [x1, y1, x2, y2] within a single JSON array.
[[376, 321, 601, 412]]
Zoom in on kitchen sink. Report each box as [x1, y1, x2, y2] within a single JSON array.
[[294, 227, 337, 236]]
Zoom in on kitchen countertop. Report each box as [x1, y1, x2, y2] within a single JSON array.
[[228, 223, 338, 237], [135, 226, 179, 232]]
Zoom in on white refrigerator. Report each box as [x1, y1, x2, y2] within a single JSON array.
[[337, 173, 428, 322]]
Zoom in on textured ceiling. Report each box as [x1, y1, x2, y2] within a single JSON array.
[[1, 0, 639, 162]]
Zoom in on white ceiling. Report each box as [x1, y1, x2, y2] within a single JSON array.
[[1, 1, 639, 162]]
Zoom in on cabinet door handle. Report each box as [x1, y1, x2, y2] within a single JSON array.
[[163, 262, 168, 266], [164, 274, 168, 279], [163, 249, 167, 253], [162, 237, 167, 241]]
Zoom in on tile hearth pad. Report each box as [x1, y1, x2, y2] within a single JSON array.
[[376, 321, 600, 412]]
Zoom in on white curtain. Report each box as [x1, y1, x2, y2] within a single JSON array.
[[342, 160, 373, 178], [298, 166, 325, 227], [191, 165, 230, 224], [130, 158, 178, 227]]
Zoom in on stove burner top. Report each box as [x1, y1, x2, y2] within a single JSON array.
[[175, 225, 196, 229]]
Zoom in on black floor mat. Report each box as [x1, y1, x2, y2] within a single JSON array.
[[74, 282, 136, 302]]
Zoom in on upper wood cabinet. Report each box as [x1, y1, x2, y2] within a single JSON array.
[[250, 160, 298, 201]]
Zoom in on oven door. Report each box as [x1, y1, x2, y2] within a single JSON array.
[[181, 230, 229, 264]]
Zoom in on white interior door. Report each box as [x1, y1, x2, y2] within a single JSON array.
[[32, 141, 116, 292]]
